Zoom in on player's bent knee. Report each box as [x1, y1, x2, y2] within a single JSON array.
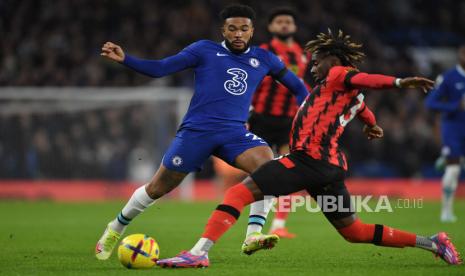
[[145, 178, 180, 199], [145, 184, 169, 199], [235, 146, 274, 173], [145, 167, 187, 199]]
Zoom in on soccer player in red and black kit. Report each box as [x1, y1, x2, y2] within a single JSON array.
[[158, 30, 461, 268], [246, 7, 310, 239], [247, 8, 381, 240], [222, 8, 380, 242]]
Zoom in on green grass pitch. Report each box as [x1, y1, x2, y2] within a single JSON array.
[[1, 200, 464, 275]]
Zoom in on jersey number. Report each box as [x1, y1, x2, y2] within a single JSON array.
[[224, 68, 248, 95], [246, 133, 266, 143], [339, 94, 364, 127]]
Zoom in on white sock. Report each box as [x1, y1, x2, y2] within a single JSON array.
[[415, 236, 438, 253], [109, 185, 155, 234], [246, 198, 274, 237], [190, 238, 214, 256], [270, 218, 286, 231], [442, 164, 460, 215]]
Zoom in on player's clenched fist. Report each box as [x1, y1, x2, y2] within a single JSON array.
[[101, 42, 125, 62]]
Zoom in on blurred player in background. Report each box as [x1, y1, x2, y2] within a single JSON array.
[[95, 4, 310, 261], [425, 44, 465, 222], [157, 30, 460, 269], [246, 7, 308, 239]]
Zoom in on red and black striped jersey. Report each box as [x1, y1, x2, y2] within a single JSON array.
[[252, 38, 310, 117], [289, 66, 396, 170]]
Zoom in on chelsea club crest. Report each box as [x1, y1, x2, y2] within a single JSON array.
[[249, 58, 260, 68]]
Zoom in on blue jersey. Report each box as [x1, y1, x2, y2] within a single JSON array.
[[425, 65, 465, 158], [426, 65, 465, 123], [121, 40, 309, 172], [123, 40, 308, 131], [180, 40, 287, 129]]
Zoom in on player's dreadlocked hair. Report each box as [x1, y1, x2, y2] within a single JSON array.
[[305, 29, 365, 66]]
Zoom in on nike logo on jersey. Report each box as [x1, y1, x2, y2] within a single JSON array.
[[216, 52, 228, 56]]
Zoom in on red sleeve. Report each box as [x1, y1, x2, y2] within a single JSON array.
[[357, 101, 376, 127], [348, 72, 396, 89]]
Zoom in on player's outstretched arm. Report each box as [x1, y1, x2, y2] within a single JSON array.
[[348, 72, 434, 93], [397, 77, 435, 93], [100, 41, 197, 78]]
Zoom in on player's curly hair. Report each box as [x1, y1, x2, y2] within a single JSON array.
[[305, 29, 365, 66], [220, 4, 256, 22]]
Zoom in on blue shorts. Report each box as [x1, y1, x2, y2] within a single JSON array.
[[441, 121, 465, 159], [162, 126, 268, 173]]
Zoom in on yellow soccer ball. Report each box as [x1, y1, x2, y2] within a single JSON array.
[[117, 234, 160, 269]]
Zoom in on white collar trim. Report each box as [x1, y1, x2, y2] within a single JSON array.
[[456, 64, 465, 78], [221, 41, 250, 54]]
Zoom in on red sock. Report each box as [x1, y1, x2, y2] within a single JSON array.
[[380, 226, 416, 247], [202, 183, 255, 242], [338, 219, 416, 248]]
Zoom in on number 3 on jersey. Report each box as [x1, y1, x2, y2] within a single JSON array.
[[224, 68, 248, 95]]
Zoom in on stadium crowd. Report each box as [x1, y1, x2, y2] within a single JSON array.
[[1, 0, 464, 179], [1, 107, 140, 179]]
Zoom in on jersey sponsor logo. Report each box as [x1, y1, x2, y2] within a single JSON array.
[[249, 58, 260, 68], [339, 94, 364, 127], [455, 82, 464, 90], [224, 68, 248, 95], [216, 52, 228, 57], [172, 156, 183, 166]]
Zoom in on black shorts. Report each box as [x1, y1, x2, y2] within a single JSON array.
[[248, 112, 293, 149], [251, 151, 353, 220]]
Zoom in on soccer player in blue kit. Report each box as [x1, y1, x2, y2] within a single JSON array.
[[95, 4, 310, 260], [426, 44, 465, 222]]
